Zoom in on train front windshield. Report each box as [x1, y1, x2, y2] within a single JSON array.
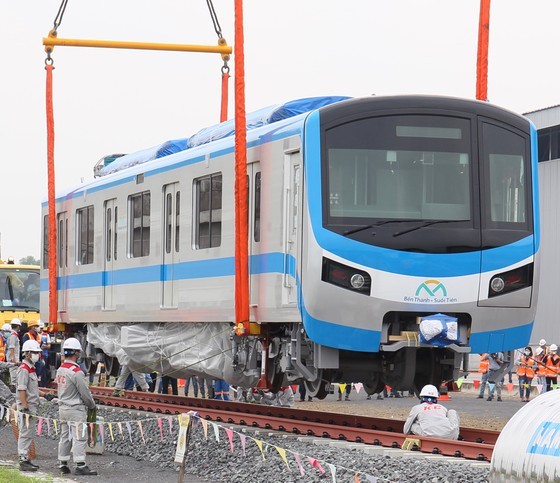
[[323, 114, 530, 251], [0, 268, 40, 311]]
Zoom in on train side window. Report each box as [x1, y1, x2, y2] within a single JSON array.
[[76, 205, 94, 265], [129, 191, 151, 257], [194, 173, 222, 249], [43, 215, 48, 268], [254, 172, 261, 242], [175, 191, 180, 253]]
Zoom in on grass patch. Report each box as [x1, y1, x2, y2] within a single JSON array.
[[0, 465, 53, 482]]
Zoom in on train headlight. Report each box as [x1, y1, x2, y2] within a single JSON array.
[[488, 263, 533, 298], [321, 258, 371, 295], [490, 277, 505, 293], [350, 274, 365, 289]]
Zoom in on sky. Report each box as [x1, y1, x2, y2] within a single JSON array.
[[2, 0, 559, 261]]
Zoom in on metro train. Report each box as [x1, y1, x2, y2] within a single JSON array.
[[40, 95, 539, 397]]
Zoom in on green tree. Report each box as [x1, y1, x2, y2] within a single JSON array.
[[19, 255, 40, 266]]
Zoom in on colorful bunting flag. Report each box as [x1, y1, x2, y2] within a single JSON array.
[[211, 422, 220, 442], [456, 377, 464, 389], [225, 428, 234, 453], [254, 439, 265, 460], [125, 421, 133, 442], [354, 472, 360, 483], [339, 383, 347, 394], [239, 433, 247, 457], [328, 463, 337, 482], [506, 383, 514, 393], [200, 419, 208, 440], [108, 423, 114, 442], [294, 453, 305, 476], [307, 457, 326, 474], [157, 418, 164, 441], [137, 420, 146, 444], [37, 417, 43, 436], [275, 446, 289, 469], [354, 383, 363, 394], [473, 380, 480, 389]]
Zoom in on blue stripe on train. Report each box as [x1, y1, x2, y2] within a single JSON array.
[[40, 252, 291, 290], [303, 111, 535, 278]]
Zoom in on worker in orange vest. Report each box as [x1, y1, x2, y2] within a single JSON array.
[[535, 347, 548, 393], [0, 324, 11, 362], [516, 346, 537, 402], [476, 353, 490, 399], [545, 344, 560, 392]]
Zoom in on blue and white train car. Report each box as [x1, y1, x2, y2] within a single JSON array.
[[41, 95, 539, 395]]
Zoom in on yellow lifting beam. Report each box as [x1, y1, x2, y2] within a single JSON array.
[[43, 31, 232, 60]]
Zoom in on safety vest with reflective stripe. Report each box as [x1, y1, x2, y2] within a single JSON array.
[[545, 353, 560, 378], [517, 355, 536, 378], [0, 337, 5, 362], [479, 354, 489, 374], [536, 354, 547, 377]]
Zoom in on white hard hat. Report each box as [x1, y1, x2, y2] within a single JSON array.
[[540, 339, 547, 346], [37, 319, 44, 328], [550, 344, 558, 352], [22, 340, 41, 353], [536, 347, 544, 356], [10, 317, 21, 326], [419, 384, 439, 398], [63, 338, 83, 351], [1, 324, 11, 331]]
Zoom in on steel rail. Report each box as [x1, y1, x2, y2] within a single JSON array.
[[45, 387, 494, 461]]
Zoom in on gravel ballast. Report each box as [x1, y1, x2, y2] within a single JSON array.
[[27, 400, 491, 483]]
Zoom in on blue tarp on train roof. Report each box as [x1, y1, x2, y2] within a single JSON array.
[[98, 96, 350, 176], [99, 138, 189, 176]]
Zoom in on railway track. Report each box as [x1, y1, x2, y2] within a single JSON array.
[[45, 387, 496, 461]]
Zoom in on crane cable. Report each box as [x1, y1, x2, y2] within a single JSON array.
[[206, 0, 230, 121]]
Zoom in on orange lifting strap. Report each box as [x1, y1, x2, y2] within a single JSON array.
[[476, 0, 491, 101], [43, 1, 248, 333]]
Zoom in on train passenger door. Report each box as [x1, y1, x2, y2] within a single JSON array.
[[162, 183, 180, 308], [249, 162, 261, 304], [283, 150, 302, 305], [57, 212, 68, 311], [103, 199, 117, 310]]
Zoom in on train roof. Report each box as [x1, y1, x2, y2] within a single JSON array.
[[98, 96, 350, 177]]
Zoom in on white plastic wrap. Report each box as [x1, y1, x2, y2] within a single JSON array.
[[87, 322, 259, 387], [419, 318, 443, 341], [490, 389, 560, 482]]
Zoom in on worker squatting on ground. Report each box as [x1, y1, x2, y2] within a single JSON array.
[[16, 340, 43, 472], [403, 384, 460, 440], [56, 338, 98, 476]]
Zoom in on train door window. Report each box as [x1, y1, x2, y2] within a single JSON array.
[[43, 215, 49, 268], [194, 173, 222, 249], [57, 213, 67, 268], [114, 206, 118, 260], [129, 191, 151, 257], [76, 206, 94, 265], [175, 191, 180, 253], [105, 205, 112, 262], [254, 172, 261, 242], [165, 192, 172, 254]]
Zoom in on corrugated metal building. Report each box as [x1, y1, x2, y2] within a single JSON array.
[[524, 106, 560, 346]]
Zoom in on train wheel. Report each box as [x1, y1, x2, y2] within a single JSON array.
[[104, 355, 120, 378], [304, 370, 330, 400], [363, 378, 385, 396]]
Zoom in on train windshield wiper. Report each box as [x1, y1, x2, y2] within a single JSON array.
[[392, 219, 469, 237], [342, 220, 412, 237], [1, 305, 39, 312]]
